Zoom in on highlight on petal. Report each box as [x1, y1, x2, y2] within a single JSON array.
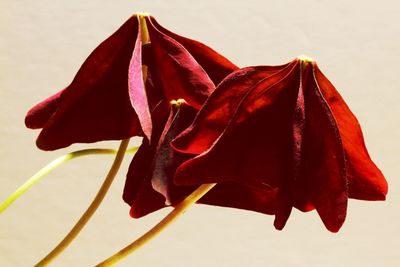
[[123, 100, 171, 217], [128, 15, 152, 142], [151, 103, 198, 204], [172, 63, 293, 155]]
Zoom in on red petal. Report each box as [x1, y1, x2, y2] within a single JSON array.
[[172, 63, 294, 155], [123, 101, 171, 217], [31, 17, 141, 150], [299, 63, 348, 232], [25, 89, 64, 129], [151, 104, 198, 204], [146, 17, 215, 109], [273, 189, 292, 230], [199, 183, 278, 215], [128, 15, 152, 141], [148, 17, 238, 85], [174, 61, 300, 188], [124, 140, 167, 218], [314, 66, 387, 200]]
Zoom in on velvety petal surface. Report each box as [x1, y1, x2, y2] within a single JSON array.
[[124, 103, 280, 218], [172, 58, 386, 232], [314, 66, 387, 200], [26, 16, 141, 150], [299, 62, 348, 232], [128, 16, 152, 141], [173, 63, 292, 155], [146, 17, 216, 109], [25, 89, 64, 129], [148, 16, 238, 85], [173, 61, 299, 187], [151, 104, 198, 204], [123, 100, 170, 218]]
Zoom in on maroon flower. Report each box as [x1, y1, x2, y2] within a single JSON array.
[[172, 57, 388, 232], [123, 99, 277, 218], [25, 14, 237, 150]]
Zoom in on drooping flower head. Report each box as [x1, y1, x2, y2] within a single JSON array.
[[25, 13, 237, 150], [172, 56, 388, 232]]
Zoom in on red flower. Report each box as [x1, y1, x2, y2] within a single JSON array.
[[172, 57, 388, 232], [123, 100, 277, 218], [25, 14, 237, 150]]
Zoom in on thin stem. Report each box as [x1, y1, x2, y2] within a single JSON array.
[[35, 139, 131, 267], [95, 183, 217, 267], [93, 13, 151, 267], [0, 146, 138, 214]]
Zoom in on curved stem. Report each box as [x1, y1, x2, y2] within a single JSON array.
[[95, 183, 217, 267], [35, 139, 131, 267], [0, 146, 138, 214]]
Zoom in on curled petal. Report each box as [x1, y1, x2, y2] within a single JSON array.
[[151, 104, 198, 204], [123, 101, 170, 217], [128, 15, 152, 141]]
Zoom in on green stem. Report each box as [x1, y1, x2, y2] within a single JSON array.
[[34, 139, 132, 266], [95, 183, 217, 267], [0, 145, 138, 214]]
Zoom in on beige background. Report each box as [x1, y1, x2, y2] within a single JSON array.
[[1, 0, 399, 266]]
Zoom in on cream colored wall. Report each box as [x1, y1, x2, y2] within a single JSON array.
[[1, 0, 399, 266]]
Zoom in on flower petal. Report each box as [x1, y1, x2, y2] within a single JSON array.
[[172, 64, 291, 155], [124, 140, 167, 218], [128, 15, 153, 141], [151, 103, 198, 204], [30, 17, 141, 150], [148, 16, 238, 85], [146, 17, 215, 109], [25, 89, 64, 129], [123, 100, 170, 217], [314, 66, 387, 200], [199, 183, 278, 215], [299, 63, 348, 232], [174, 61, 299, 188]]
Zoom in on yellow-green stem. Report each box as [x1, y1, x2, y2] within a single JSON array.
[[0, 146, 138, 214], [35, 139, 131, 267], [95, 183, 217, 267]]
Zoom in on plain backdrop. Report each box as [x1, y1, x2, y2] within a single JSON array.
[[1, 0, 399, 266]]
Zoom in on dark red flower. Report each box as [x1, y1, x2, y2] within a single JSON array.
[[123, 99, 277, 218], [25, 14, 237, 150], [172, 57, 388, 232]]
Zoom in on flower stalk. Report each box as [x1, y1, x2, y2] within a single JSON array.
[[0, 147, 138, 214], [35, 139, 130, 266], [96, 183, 216, 267]]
